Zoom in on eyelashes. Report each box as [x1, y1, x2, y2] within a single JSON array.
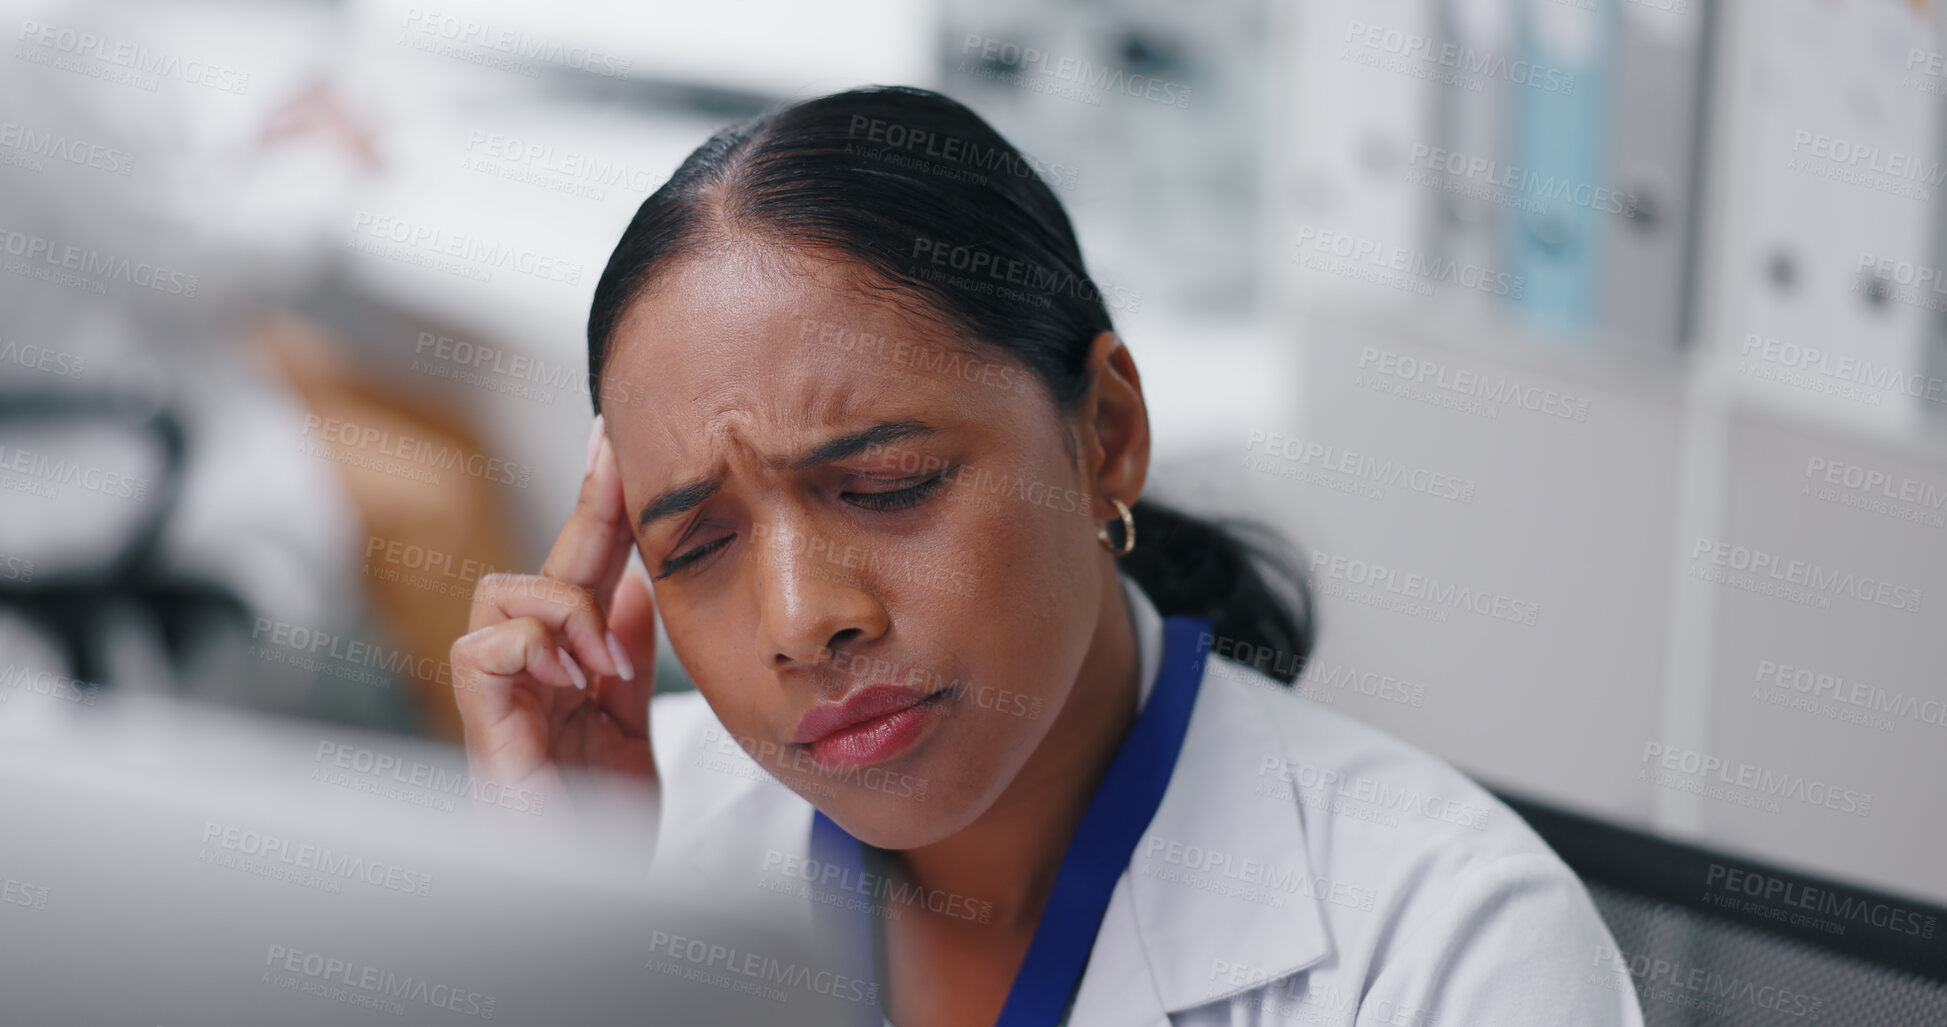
[[841, 470, 951, 513], [655, 468, 955, 579], [656, 535, 730, 579]]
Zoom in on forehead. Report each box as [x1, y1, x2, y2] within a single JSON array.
[[601, 246, 1025, 462]]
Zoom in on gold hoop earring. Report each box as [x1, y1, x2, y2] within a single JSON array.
[[1096, 497, 1136, 556]]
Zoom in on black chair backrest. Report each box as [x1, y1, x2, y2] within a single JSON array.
[[1496, 788, 1947, 1026]]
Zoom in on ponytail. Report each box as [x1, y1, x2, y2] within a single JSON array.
[[1121, 499, 1313, 685]]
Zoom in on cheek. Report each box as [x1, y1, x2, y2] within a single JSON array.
[[657, 606, 767, 739], [963, 475, 1097, 615], [933, 482, 1099, 708]]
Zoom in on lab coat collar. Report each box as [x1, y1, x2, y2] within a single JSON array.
[[1120, 586, 1336, 1014]]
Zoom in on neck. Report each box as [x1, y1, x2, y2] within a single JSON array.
[[890, 570, 1142, 930]]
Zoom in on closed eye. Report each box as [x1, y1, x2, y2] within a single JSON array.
[[658, 468, 953, 578], [657, 535, 732, 579], [843, 471, 951, 513]]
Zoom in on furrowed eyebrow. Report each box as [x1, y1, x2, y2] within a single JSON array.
[[635, 421, 939, 528], [784, 420, 939, 471], [638, 478, 720, 528]]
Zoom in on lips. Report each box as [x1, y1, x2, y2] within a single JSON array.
[[791, 685, 949, 770]]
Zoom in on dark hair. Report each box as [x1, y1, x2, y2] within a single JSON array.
[[586, 85, 1313, 683]]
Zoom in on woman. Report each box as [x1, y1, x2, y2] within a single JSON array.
[[449, 86, 1643, 1027]]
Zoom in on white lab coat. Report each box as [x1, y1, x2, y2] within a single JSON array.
[[647, 578, 1647, 1026]]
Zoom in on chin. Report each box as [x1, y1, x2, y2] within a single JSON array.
[[810, 765, 992, 850]]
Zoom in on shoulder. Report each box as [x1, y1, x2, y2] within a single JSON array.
[[1201, 654, 1548, 867], [648, 687, 743, 794], [1197, 657, 1640, 1023], [649, 688, 804, 838], [650, 687, 723, 754]]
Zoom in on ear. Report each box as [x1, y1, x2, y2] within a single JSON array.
[[1075, 330, 1150, 523]]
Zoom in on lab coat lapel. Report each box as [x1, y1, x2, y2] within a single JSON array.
[[1120, 665, 1335, 1015], [1065, 872, 1176, 1025]]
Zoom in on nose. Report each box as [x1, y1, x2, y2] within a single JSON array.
[[751, 520, 889, 669]]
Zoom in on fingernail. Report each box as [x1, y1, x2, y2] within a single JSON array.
[[606, 630, 636, 681], [557, 648, 588, 690], [585, 414, 606, 475]]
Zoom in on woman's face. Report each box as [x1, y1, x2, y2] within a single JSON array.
[[602, 245, 1116, 848]]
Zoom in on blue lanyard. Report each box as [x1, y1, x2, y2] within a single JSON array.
[[808, 615, 1212, 1027]]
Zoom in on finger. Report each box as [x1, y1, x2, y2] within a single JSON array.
[[451, 616, 586, 732], [594, 565, 657, 739], [471, 573, 621, 680], [540, 425, 633, 615]]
